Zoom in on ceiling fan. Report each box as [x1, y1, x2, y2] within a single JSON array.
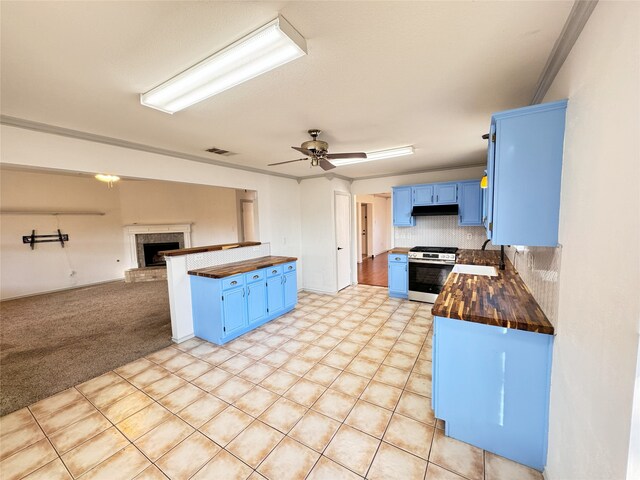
[[268, 129, 367, 171]]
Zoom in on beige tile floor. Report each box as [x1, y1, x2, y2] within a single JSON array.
[[0, 285, 543, 480]]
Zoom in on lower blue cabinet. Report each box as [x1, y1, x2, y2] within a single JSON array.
[[432, 316, 553, 471], [191, 261, 297, 345], [284, 268, 297, 308], [267, 276, 284, 314], [388, 254, 408, 299], [221, 285, 248, 335], [247, 279, 267, 325]]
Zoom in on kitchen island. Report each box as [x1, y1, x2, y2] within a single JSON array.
[[189, 256, 298, 345], [431, 249, 554, 471]]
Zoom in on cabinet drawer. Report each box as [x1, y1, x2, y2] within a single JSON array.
[[282, 262, 296, 273], [245, 269, 265, 284], [267, 265, 283, 277], [389, 254, 408, 263], [222, 274, 244, 290]]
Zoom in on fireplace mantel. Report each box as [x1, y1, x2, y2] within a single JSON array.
[[123, 224, 191, 269]]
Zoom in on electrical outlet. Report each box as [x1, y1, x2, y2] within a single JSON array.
[[69, 270, 76, 277], [466, 233, 473, 240], [194, 254, 204, 261]]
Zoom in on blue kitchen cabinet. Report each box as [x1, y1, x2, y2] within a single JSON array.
[[392, 186, 415, 226], [412, 185, 434, 205], [267, 276, 284, 315], [284, 267, 297, 308], [388, 254, 408, 299], [432, 316, 553, 471], [246, 272, 267, 325], [485, 100, 567, 246], [434, 182, 458, 205], [222, 285, 248, 335], [458, 180, 483, 226], [190, 261, 297, 345]]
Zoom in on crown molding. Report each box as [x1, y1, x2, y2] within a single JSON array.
[[351, 162, 486, 182], [0, 115, 301, 181], [531, 0, 598, 104]]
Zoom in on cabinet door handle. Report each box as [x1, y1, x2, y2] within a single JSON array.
[[284, 276, 287, 283], [431, 194, 434, 203], [436, 194, 439, 203], [253, 274, 259, 279], [281, 276, 284, 284], [230, 280, 238, 286], [247, 286, 250, 296], [242, 288, 245, 297]]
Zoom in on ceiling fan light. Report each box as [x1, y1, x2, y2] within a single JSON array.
[[330, 146, 414, 166], [141, 15, 307, 114]]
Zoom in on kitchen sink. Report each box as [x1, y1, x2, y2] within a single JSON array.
[[452, 264, 498, 276]]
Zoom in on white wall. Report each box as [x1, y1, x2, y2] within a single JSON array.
[[0, 170, 125, 298], [0, 125, 303, 293], [300, 176, 352, 293], [532, 3, 640, 479], [118, 179, 239, 246]]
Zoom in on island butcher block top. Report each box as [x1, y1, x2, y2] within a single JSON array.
[[389, 247, 411, 254], [432, 249, 554, 335], [188, 256, 297, 279]]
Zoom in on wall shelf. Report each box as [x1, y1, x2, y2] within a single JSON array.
[[0, 210, 105, 216]]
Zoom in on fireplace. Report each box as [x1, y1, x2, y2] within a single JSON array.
[[143, 242, 179, 267], [134, 232, 185, 267], [123, 224, 191, 269]]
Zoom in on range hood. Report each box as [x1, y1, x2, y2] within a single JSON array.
[[411, 204, 459, 217]]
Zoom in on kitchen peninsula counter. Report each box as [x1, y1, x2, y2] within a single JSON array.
[[432, 249, 554, 335], [188, 256, 297, 279], [389, 247, 411, 254]]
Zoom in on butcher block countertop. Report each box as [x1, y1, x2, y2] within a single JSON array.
[[188, 256, 297, 279], [432, 249, 554, 335], [161, 242, 261, 257], [389, 247, 411, 254]]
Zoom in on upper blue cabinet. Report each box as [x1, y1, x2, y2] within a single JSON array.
[[412, 182, 457, 206], [485, 100, 567, 246], [458, 180, 483, 226], [392, 186, 415, 227]]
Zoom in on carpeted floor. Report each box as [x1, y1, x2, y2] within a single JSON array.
[[0, 280, 172, 416]]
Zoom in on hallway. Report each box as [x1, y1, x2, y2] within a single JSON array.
[[357, 252, 388, 287]]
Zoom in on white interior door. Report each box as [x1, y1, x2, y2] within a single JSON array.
[[361, 204, 368, 256], [335, 192, 351, 291], [241, 201, 256, 241]]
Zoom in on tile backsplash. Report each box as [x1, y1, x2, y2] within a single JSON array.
[[394, 216, 495, 250], [394, 215, 560, 325], [506, 245, 561, 326]]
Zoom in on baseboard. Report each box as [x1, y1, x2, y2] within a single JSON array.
[[1, 277, 126, 301], [172, 333, 195, 344], [302, 287, 338, 295]]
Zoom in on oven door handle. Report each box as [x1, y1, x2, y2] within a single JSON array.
[[408, 259, 455, 265]]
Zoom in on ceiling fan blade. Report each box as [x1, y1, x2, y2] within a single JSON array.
[[319, 159, 336, 171], [292, 146, 315, 156], [268, 158, 308, 166], [326, 152, 367, 160]]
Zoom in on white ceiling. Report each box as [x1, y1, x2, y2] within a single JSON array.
[[0, 1, 573, 179]]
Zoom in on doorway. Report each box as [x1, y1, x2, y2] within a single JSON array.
[[361, 204, 368, 258], [354, 193, 392, 286], [335, 191, 351, 291], [241, 200, 256, 241]]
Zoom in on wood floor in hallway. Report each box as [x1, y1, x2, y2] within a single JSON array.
[[358, 252, 388, 287]]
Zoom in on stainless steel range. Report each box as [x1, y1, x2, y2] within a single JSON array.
[[408, 246, 458, 303]]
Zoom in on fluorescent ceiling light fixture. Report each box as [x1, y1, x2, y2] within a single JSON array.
[[141, 15, 306, 114], [330, 146, 414, 166]]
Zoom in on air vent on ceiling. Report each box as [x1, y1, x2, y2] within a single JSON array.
[[205, 146, 236, 156]]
